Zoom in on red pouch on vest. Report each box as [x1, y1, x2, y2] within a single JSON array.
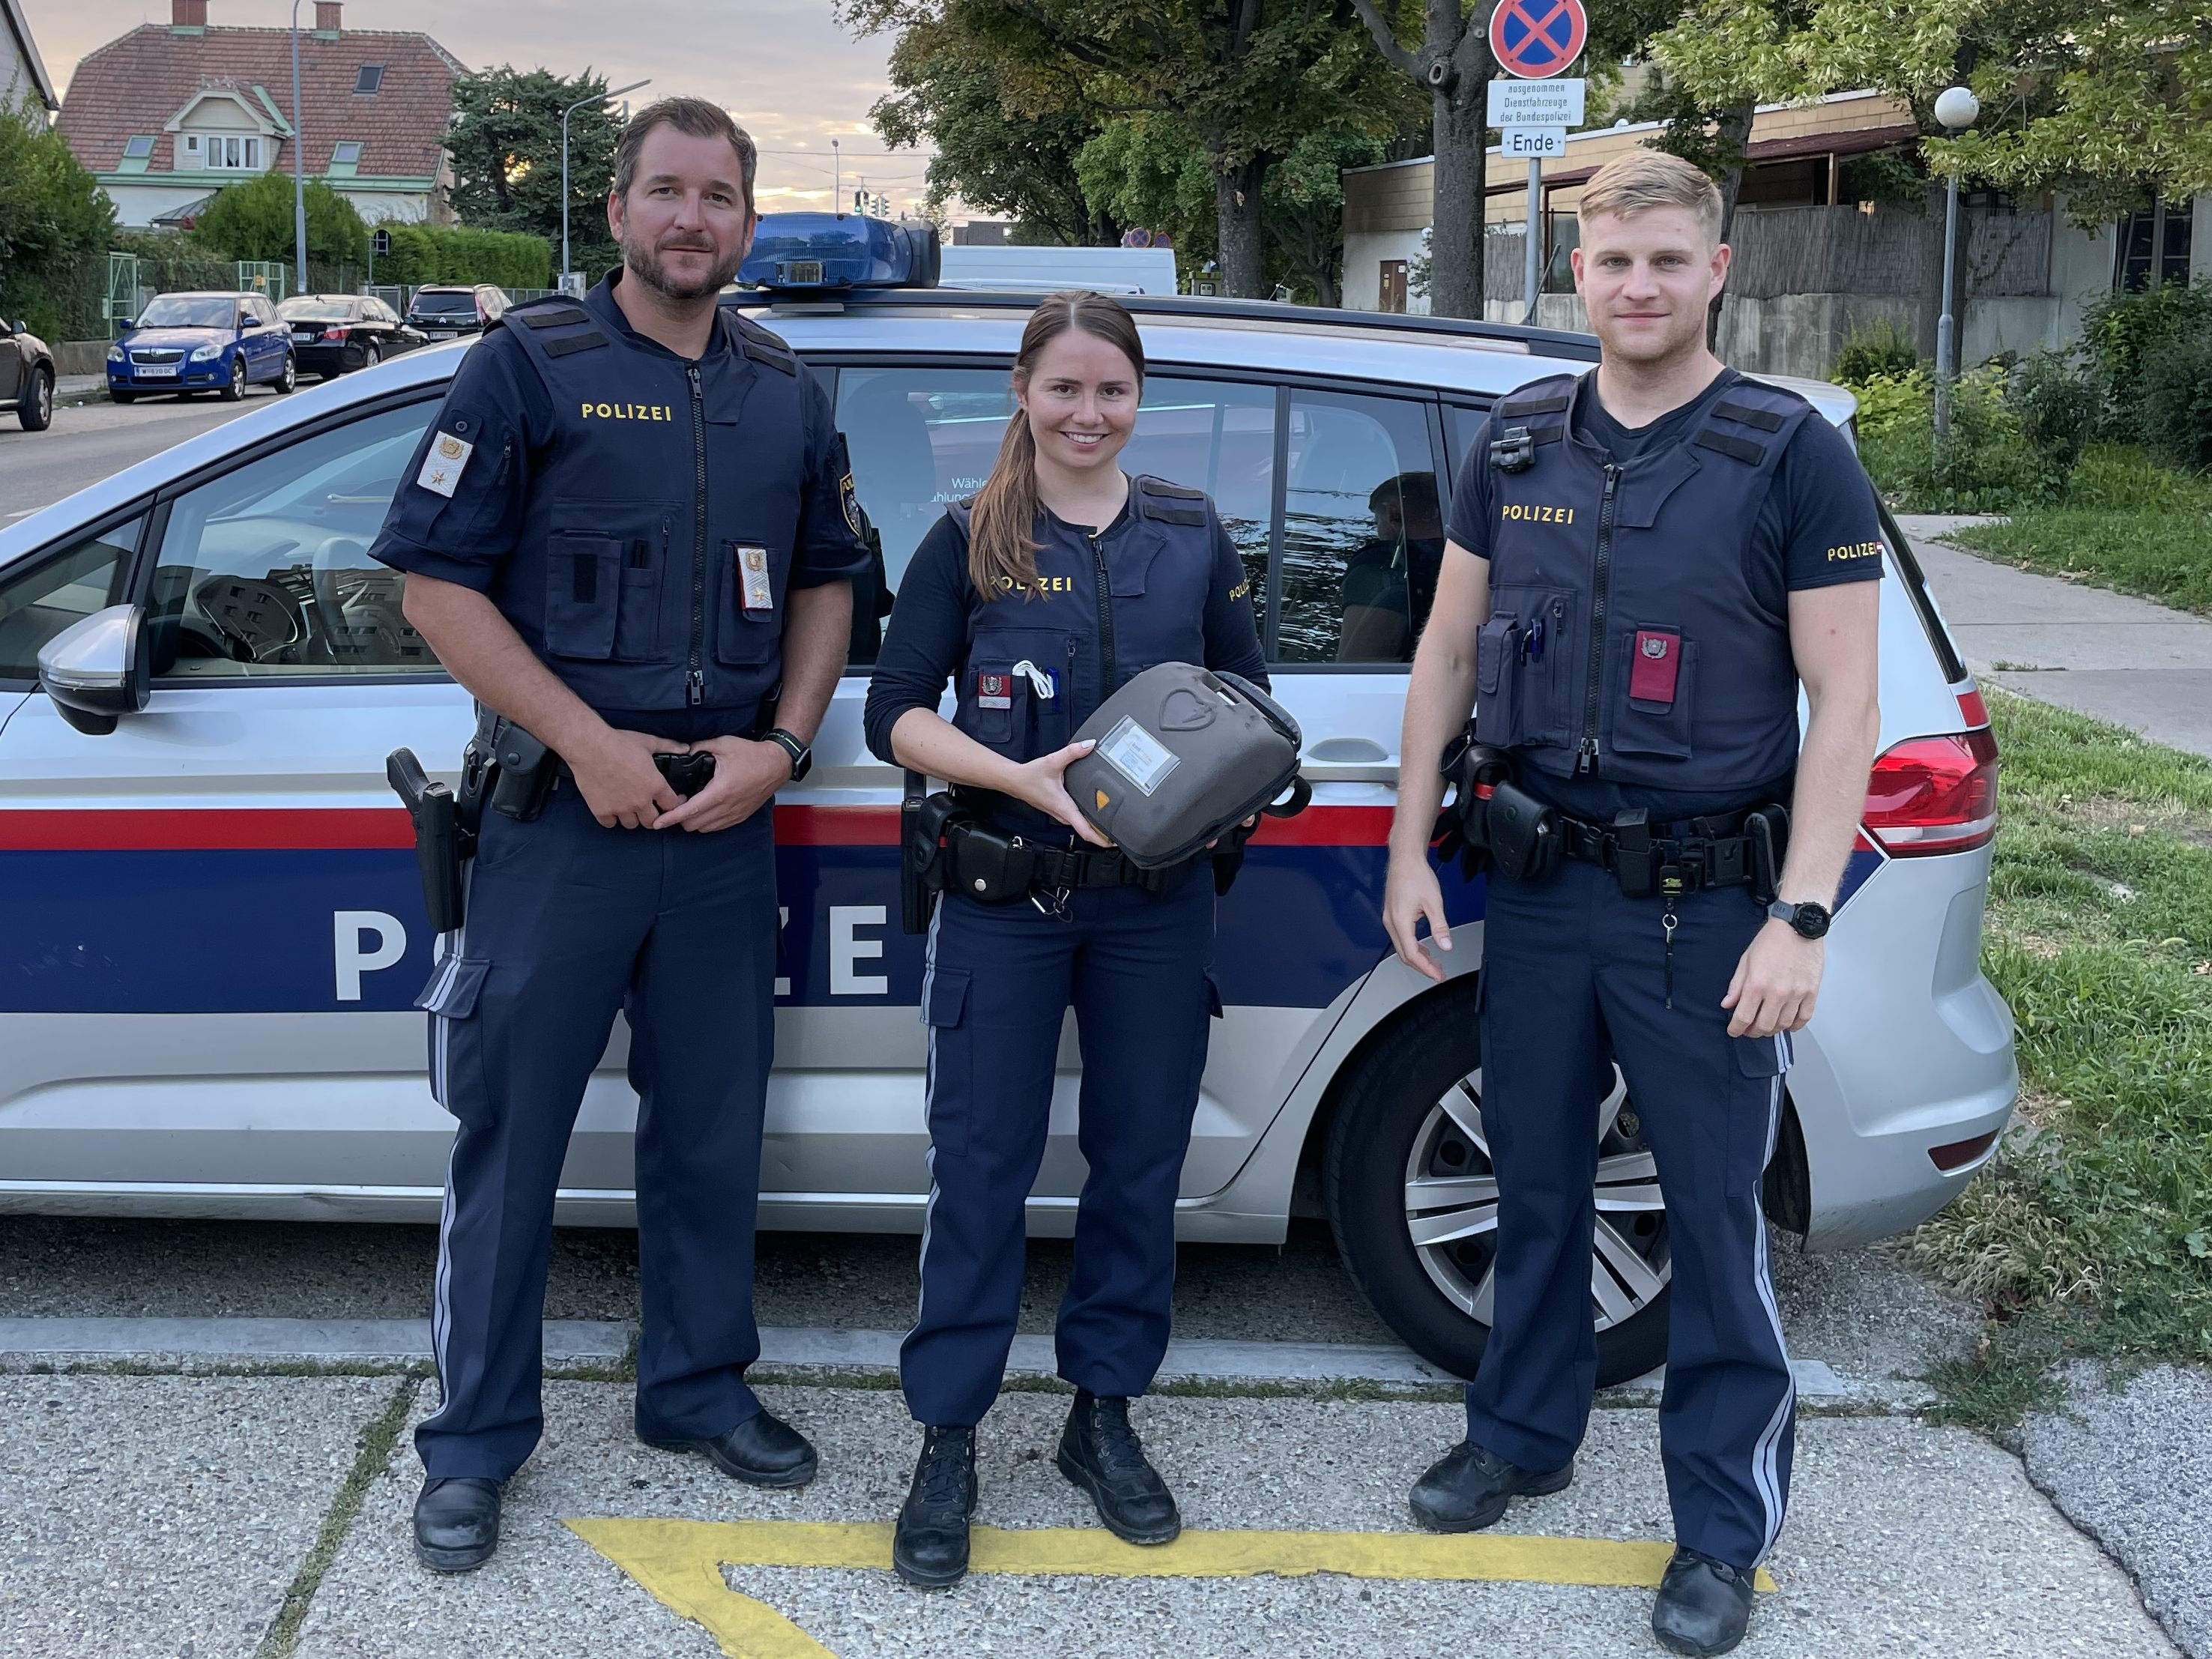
[[1628, 629, 1682, 705]]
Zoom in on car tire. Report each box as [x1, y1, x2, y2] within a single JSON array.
[[109, 389, 137, 405], [363, 342, 380, 369], [19, 365, 53, 431], [276, 352, 297, 394], [1324, 975, 1674, 1390], [220, 357, 247, 402]]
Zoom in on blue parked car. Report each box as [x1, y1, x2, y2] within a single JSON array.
[[106, 291, 297, 405]]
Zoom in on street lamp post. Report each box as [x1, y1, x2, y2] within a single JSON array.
[[290, 0, 309, 297], [563, 79, 652, 290], [1933, 85, 1980, 446]]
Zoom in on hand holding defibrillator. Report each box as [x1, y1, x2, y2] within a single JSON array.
[[1006, 738, 1113, 847]]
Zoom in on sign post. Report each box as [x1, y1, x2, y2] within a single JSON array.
[[1487, 0, 1587, 322]]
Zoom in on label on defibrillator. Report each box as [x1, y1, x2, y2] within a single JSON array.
[[1096, 716, 1180, 797]]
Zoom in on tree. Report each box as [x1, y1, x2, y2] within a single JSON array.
[[1651, 0, 2212, 227], [844, 0, 1399, 298], [192, 172, 366, 265], [874, 20, 1119, 244], [0, 93, 115, 339], [447, 67, 624, 275]]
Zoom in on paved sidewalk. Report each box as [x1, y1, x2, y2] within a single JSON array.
[[53, 374, 106, 407], [1897, 514, 2212, 759]]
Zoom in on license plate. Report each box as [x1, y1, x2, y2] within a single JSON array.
[[426, 330, 453, 339], [135, 365, 178, 378], [294, 330, 320, 342]]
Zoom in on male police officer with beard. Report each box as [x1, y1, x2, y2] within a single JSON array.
[[369, 98, 864, 1572], [1385, 151, 1883, 1657]]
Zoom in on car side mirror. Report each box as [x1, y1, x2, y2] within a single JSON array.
[[241, 317, 262, 330], [37, 605, 152, 737]]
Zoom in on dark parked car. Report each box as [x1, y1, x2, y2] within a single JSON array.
[[277, 294, 428, 379], [106, 292, 296, 404], [0, 318, 55, 432], [402, 284, 507, 339]]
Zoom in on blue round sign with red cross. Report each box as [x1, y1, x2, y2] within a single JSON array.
[[1488, 0, 1587, 78]]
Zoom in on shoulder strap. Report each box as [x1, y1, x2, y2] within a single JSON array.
[[496, 297, 610, 371], [725, 310, 799, 375], [1134, 475, 1208, 526], [1690, 375, 1815, 468], [1495, 372, 1579, 421]]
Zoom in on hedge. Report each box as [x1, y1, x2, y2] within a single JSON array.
[[372, 224, 551, 290]]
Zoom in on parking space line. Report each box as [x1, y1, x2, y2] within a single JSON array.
[[568, 1516, 1777, 1658]]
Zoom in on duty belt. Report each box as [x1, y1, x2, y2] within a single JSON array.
[[943, 820, 1193, 901], [1556, 804, 1782, 902]]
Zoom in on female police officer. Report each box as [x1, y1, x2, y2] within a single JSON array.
[[863, 293, 1266, 1588]]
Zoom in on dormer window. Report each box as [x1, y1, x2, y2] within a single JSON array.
[[354, 64, 384, 94], [201, 135, 263, 169]]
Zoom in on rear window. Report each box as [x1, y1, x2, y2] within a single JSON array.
[[410, 292, 480, 315], [281, 301, 355, 322]]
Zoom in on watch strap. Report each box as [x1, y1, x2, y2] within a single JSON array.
[[764, 728, 809, 777]]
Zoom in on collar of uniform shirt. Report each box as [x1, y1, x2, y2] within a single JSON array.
[[592, 266, 738, 365]]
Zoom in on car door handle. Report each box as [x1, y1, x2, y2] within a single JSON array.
[[1305, 737, 1388, 763]]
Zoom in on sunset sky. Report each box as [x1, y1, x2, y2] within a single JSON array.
[[22, 0, 940, 216]]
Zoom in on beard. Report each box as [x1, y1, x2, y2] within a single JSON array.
[[620, 227, 746, 302]]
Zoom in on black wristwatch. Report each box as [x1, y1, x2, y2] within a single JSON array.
[[1768, 899, 1831, 940], [764, 728, 813, 782]]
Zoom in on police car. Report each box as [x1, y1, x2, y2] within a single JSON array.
[[0, 219, 2014, 1387]]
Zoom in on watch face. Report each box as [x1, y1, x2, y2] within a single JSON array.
[[1794, 904, 1830, 939]]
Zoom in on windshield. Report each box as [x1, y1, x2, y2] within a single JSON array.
[[280, 300, 355, 322], [409, 291, 480, 315], [136, 297, 238, 330]]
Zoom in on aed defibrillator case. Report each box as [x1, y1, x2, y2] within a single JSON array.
[[1066, 663, 1307, 869]]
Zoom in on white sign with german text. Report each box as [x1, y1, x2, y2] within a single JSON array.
[[1501, 127, 1569, 157], [1488, 78, 1586, 129]]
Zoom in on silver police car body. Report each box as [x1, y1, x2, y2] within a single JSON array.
[[0, 294, 2015, 1383]]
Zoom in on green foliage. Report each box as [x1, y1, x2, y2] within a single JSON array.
[[190, 172, 367, 265], [1650, 0, 2212, 225], [1829, 316, 1918, 388], [1906, 691, 2212, 1417], [2137, 327, 2212, 474], [1952, 448, 2212, 611], [1076, 116, 1213, 254], [0, 94, 118, 340], [2079, 280, 2212, 427], [1854, 366, 2062, 511], [447, 67, 623, 277], [1837, 148, 1928, 212], [2006, 348, 2102, 472], [371, 223, 551, 290]]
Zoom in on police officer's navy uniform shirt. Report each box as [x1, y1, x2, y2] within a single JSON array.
[[369, 271, 868, 743], [864, 480, 1267, 831], [1445, 368, 1884, 821]]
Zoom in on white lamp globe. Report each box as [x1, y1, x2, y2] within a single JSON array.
[[1935, 87, 1980, 131]]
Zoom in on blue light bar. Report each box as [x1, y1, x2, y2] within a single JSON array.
[[739, 213, 942, 293]]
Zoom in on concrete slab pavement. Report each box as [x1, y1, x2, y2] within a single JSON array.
[[0, 1373, 405, 1659], [1897, 515, 2212, 760], [288, 1380, 2176, 1659]]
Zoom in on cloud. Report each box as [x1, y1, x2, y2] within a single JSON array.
[[25, 0, 943, 214]]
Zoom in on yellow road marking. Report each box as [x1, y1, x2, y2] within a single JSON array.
[[567, 1517, 1776, 1658]]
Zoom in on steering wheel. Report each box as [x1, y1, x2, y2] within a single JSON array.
[[192, 573, 309, 663]]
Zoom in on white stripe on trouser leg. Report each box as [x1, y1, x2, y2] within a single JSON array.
[[1747, 1072, 1795, 1559], [907, 902, 944, 1338], [424, 881, 471, 1422]]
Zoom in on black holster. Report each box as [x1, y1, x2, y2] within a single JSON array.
[[483, 710, 558, 822], [386, 748, 470, 934], [1484, 777, 1563, 883], [900, 770, 967, 934], [1434, 722, 1517, 878]]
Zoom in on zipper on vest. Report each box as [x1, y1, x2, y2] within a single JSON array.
[[1577, 462, 1623, 773], [1089, 532, 1116, 698], [685, 363, 707, 706]]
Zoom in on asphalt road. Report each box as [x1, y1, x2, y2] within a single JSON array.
[[0, 389, 274, 522]]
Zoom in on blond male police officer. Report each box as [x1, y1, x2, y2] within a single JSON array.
[[1384, 151, 1883, 1657], [369, 99, 864, 1573]]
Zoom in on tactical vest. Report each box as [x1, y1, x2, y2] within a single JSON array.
[[1475, 371, 1816, 797], [491, 288, 814, 717], [942, 476, 1224, 822]]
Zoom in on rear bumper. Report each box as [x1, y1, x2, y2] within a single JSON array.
[[294, 346, 360, 375]]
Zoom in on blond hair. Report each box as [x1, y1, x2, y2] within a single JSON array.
[[1578, 150, 1724, 247]]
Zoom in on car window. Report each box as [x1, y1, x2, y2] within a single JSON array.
[[136, 297, 235, 329], [835, 366, 1277, 617], [0, 516, 144, 685], [145, 402, 443, 679], [1277, 390, 1439, 665]]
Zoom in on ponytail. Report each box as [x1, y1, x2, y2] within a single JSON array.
[[961, 290, 1145, 602]]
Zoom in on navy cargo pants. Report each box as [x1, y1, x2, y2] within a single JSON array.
[[413, 781, 778, 1481], [902, 872, 1217, 1428], [1469, 855, 1795, 1571]]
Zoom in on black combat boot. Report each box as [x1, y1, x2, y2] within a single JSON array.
[[1408, 1439, 1575, 1532], [413, 1476, 500, 1573], [893, 1425, 978, 1589], [1056, 1391, 1179, 1545], [1652, 1546, 1757, 1656]]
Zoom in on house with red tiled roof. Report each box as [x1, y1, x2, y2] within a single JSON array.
[[4, 0, 59, 116], [57, 0, 464, 230]]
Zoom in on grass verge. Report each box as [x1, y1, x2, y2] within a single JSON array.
[[1905, 689, 2212, 1429], [1947, 446, 2212, 615], [253, 1375, 419, 1659]]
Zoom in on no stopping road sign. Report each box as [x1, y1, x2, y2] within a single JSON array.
[[1488, 0, 1586, 78]]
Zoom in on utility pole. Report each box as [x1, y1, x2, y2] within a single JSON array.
[[290, 0, 309, 297], [564, 79, 651, 291]]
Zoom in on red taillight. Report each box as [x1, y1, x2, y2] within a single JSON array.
[[321, 327, 351, 342], [1930, 1129, 1998, 1171], [1955, 686, 1989, 728], [1863, 728, 2000, 856]]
